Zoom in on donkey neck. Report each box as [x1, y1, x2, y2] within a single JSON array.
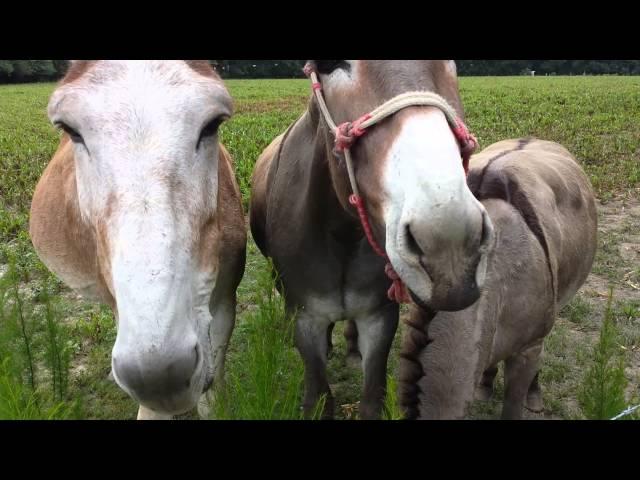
[[295, 100, 364, 244]]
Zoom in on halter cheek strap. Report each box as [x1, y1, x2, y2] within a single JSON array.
[[304, 63, 478, 304]]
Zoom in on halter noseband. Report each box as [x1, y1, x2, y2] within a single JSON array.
[[304, 63, 478, 304]]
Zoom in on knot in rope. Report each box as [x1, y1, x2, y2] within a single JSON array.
[[334, 114, 371, 152], [302, 63, 315, 78]]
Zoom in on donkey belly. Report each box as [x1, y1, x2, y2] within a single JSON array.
[[294, 272, 391, 324], [481, 198, 556, 367], [489, 293, 554, 366], [280, 244, 392, 324]]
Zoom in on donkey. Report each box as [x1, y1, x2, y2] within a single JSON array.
[[250, 60, 494, 419], [398, 138, 598, 420], [29, 60, 246, 420]]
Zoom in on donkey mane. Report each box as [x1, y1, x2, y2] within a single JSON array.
[[398, 307, 436, 419]]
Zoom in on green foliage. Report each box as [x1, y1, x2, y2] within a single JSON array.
[[211, 259, 313, 420], [30, 61, 57, 79], [2, 60, 640, 84], [0, 261, 79, 419], [0, 60, 14, 77], [10, 60, 35, 80], [578, 289, 631, 420], [561, 296, 593, 326], [215, 60, 640, 78], [458, 60, 640, 76], [0, 60, 67, 83], [382, 375, 404, 420]]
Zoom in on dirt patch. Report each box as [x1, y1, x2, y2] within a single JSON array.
[[619, 242, 640, 264], [595, 196, 640, 294]]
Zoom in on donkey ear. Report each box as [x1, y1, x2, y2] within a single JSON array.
[[60, 60, 95, 83], [67, 60, 92, 67]]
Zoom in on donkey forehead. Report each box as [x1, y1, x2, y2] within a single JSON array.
[[320, 61, 453, 90], [49, 61, 232, 123], [360, 60, 456, 91]]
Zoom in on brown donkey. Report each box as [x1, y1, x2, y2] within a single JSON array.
[[30, 61, 246, 419], [250, 60, 493, 419], [399, 138, 598, 419]]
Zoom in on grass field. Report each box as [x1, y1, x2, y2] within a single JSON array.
[[1, 76, 639, 419]]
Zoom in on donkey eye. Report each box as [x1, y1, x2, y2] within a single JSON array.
[[55, 122, 84, 144], [315, 60, 350, 75], [197, 115, 227, 150]]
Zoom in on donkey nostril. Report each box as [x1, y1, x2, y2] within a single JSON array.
[[479, 210, 494, 248], [405, 224, 423, 257], [478, 213, 487, 245], [193, 345, 200, 370], [182, 346, 199, 389]]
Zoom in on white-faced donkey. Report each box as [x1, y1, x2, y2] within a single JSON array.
[[30, 61, 247, 420], [398, 138, 598, 420]]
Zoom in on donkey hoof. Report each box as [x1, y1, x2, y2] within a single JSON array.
[[525, 391, 544, 412]]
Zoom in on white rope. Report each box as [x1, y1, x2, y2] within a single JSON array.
[[309, 71, 460, 133], [307, 70, 461, 198], [610, 403, 640, 420], [308, 70, 358, 194], [361, 91, 460, 129]]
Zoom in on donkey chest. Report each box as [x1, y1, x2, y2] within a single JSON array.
[[301, 287, 383, 325], [298, 255, 389, 324]]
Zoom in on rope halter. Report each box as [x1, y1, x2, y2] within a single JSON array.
[[303, 63, 479, 304]]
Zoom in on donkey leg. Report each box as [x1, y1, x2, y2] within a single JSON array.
[[525, 371, 544, 412], [198, 294, 237, 419], [344, 319, 362, 368], [475, 365, 499, 401], [354, 304, 399, 420], [295, 312, 334, 419], [501, 341, 543, 420], [137, 405, 173, 420], [326, 322, 336, 359]]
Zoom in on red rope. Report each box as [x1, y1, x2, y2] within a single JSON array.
[[451, 118, 478, 175], [385, 263, 411, 304], [334, 114, 372, 152], [349, 194, 387, 258], [349, 194, 411, 303]]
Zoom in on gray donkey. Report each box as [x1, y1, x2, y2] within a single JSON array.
[[397, 138, 598, 420]]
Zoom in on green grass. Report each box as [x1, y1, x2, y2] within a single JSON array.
[[561, 296, 593, 327], [212, 259, 310, 420], [0, 261, 80, 419], [1, 76, 639, 419], [578, 290, 637, 420], [459, 77, 640, 199]]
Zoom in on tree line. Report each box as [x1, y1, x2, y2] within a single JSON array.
[[2, 60, 639, 83]]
